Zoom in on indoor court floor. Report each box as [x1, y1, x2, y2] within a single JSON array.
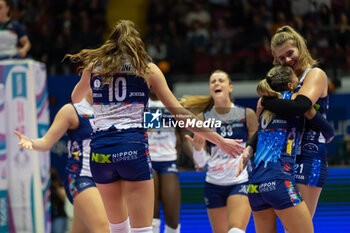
[[157, 168, 350, 233]]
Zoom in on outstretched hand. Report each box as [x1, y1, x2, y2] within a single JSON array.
[[186, 133, 244, 158], [14, 131, 33, 150], [219, 138, 244, 158], [236, 146, 253, 177]]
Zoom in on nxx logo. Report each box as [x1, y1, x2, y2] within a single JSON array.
[[248, 184, 259, 193], [91, 153, 111, 163]]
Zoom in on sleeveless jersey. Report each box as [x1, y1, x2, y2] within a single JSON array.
[[90, 61, 149, 146], [295, 67, 329, 161], [250, 92, 302, 183], [66, 99, 94, 177], [203, 104, 249, 185], [147, 99, 177, 161]]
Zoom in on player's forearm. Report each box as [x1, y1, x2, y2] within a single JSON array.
[[32, 138, 53, 152], [22, 40, 31, 54]]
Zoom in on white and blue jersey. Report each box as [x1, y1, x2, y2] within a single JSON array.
[[66, 99, 94, 177], [90, 61, 149, 148], [0, 19, 27, 58], [65, 99, 96, 203], [89, 61, 152, 184], [204, 104, 249, 186], [147, 99, 177, 162], [295, 67, 329, 161], [202, 104, 249, 209], [147, 99, 179, 175], [294, 67, 329, 187], [250, 92, 302, 184]]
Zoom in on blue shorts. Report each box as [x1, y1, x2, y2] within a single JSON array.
[[204, 181, 249, 209], [152, 160, 178, 175], [294, 156, 328, 187], [248, 179, 303, 211], [90, 143, 152, 184], [64, 175, 96, 204]]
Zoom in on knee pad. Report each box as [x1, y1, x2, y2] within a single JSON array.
[[228, 227, 245, 233], [164, 224, 181, 233], [130, 226, 153, 233], [152, 218, 161, 233], [109, 218, 130, 233]]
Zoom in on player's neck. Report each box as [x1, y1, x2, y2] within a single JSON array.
[[214, 99, 232, 114]]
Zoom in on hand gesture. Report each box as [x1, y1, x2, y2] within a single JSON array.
[[14, 130, 33, 150], [236, 146, 253, 177], [218, 138, 244, 158]]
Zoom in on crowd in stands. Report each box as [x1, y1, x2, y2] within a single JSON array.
[[10, 0, 107, 75], [144, 0, 350, 79], [10, 0, 350, 80]]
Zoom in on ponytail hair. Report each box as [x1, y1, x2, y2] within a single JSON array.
[[180, 95, 214, 115], [64, 20, 151, 84], [271, 25, 317, 75]]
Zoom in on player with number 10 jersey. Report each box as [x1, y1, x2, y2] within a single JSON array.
[[89, 60, 152, 184]]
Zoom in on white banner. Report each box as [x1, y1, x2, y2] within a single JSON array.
[[1, 59, 47, 233], [34, 62, 51, 233]]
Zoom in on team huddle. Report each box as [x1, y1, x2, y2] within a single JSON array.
[[15, 20, 333, 233]]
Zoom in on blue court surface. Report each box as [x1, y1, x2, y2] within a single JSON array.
[[158, 168, 350, 233]]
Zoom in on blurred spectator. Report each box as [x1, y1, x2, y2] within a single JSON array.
[[6, 0, 350, 77], [272, 0, 292, 20], [8, 0, 106, 73], [334, 12, 350, 70], [210, 18, 233, 54], [291, 0, 313, 17], [146, 36, 168, 63], [185, 2, 211, 28], [318, 3, 334, 31], [167, 36, 191, 74], [169, 0, 190, 36], [0, 0, 31, 59], [335, 12, 350, 50], [147, 0, 169, 29], [187, 20, 210, 52], [270, 11, 288, 34], [50, 34, 72, 75], [74, 11, 101, 51]]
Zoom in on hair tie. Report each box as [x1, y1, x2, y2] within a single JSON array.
[[277, 27, 289, 34]]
